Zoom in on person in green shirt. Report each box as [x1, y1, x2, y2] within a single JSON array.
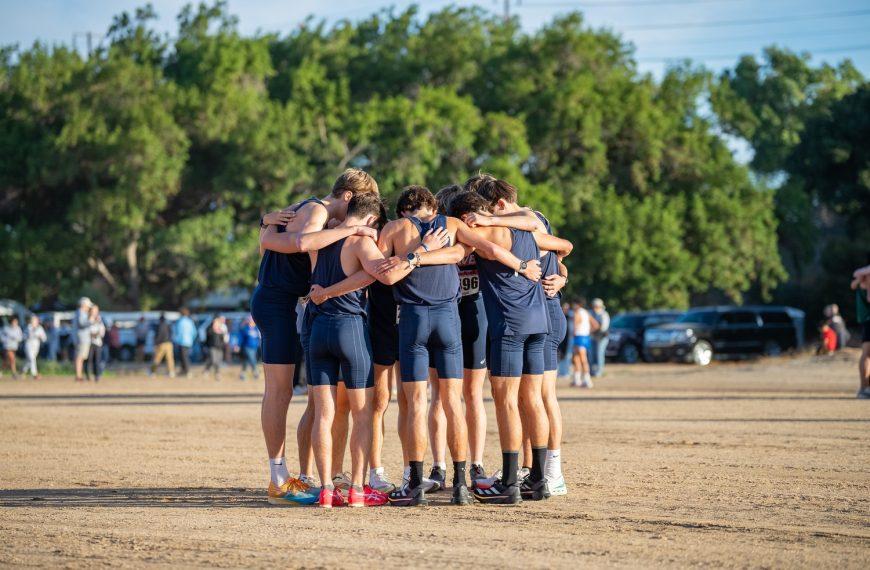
[[851, 264, 870, 398]]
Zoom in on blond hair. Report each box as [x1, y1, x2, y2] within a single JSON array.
[[331, 168, 379, 197]]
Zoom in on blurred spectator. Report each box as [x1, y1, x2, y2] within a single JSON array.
[[571, 298, 599, 388], [108, 322, 122, 362], [74, 297, 93, 382], [45, 320, 59, 362], [204, 315, 226, 381], [23, 316, 46, 379], [174, 308, 197, 378], [239, 316, 261, 381], [135, 317, 148, 362], [852, 263, 870, 399], [150, 313, 175, 378], [85, 305, 106, 382], [823, 304, 850, 349], [818, 322, 837, 356], [2, 316, 24, 379], [590, 298, 611, 378]]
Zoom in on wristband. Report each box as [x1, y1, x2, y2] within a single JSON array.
[[421, 243, 430, 252], [260, 216, 267, 228]]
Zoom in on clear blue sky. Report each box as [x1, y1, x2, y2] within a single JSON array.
[[1, 0, 869, 78]]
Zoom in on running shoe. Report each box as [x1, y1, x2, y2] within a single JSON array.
[[318, 488, 346, 508], [518, 467, 530, 483], [857, 389, 870, 399], [520, 477, 551, 501], [369, 468, 397, 493], [332, 472, 352, 490], [472, 481, 522, 505], [451, 484, 471, 506], [402, 472, 439, 492], [547, 475, 568, 496], [349, 485, 389, 507], [428, 466, 446, 492], [388, 484, 428, 507], [474, 469, 503, 491], [267, 478, 318, 506], [299, 474, 318, 488], [469, 464, 487, 488]]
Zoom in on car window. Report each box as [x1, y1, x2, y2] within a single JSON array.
[[760, 311, 791, 325], [721, 311, 759, 325], [611, 315, 643, 329], [677, 311, 719, 325]]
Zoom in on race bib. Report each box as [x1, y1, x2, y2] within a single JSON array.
[[459, 269, 480, 297]]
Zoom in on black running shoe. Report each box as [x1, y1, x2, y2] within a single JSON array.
[[388, 484, 428, 507], [469, 464, 486, 489], [428, 466, 445, 492], [472, 481, 522, 505], [520, 477, 551, 501], [451, 484, 471, 506]]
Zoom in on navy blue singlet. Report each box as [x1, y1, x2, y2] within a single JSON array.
[[533, 211, 561, 300], [392, 214, 460, 306], [256, 197, 324, 297], [476, 228, 550, 337], [309, 238, 366, 317]]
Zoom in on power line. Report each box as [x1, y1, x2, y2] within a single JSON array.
[[524, 0, 752, 8], [636, 43, 870, 63], [619, 8, 870, 31], [640, 25, 870, 47]]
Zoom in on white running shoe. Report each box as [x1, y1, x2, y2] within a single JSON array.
[[299, 474, 318, 488], [401, 473, 439, 492], [857, 388, 870, 399], [369, 468, 397, 493], [547, 475, 568, 496], [332, 472, 352, 490]]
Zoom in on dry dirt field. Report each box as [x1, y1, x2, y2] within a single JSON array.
[[1, 352, 868, 568]]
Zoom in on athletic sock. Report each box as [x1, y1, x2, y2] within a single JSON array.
[[572, 371, 580, 383], [269, 457, 290, 487], [502, 451, 519, 487], [452, 461, 467, 488], [435, 461, 446, 471], [370, 466, 384, 480], [403, 465, 411, 480], [530, 447, 547, 483], [545, 449, 562, 480], [409, 461, 424, 489]]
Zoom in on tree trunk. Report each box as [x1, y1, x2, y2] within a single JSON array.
[[125, 235, 141, 308]]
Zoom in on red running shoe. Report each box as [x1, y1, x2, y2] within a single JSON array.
[[318, 488, 346, 508], [348, 485, 389, 507]]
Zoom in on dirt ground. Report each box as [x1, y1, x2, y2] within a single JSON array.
[[1, 352, 868, 568]]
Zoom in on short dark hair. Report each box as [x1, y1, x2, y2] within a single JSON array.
[[395, 185, 437, 217], [448, 191, 489, 219], [346, 192, 383, 221], [463, 173, 496, 193], [435, 184, 464, 215], [477, 178, 518, 208]]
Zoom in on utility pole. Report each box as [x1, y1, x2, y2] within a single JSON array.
[[498, 0, 520, 23]]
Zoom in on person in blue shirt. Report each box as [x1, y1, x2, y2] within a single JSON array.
[[239, 316, 261, 381], [173, 308, 198, 378]]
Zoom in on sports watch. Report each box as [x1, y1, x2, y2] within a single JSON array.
[[519, 260, 528, 272], [406, 252, 421, 269]]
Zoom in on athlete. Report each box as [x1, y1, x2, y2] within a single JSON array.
[[571, 299, 598, 388], [377, 186, 542, 507], [449, 185, 572, 505], [254, 168, 379, 505]]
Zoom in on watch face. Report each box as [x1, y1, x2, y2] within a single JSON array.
[[406, 252, 416, 262]]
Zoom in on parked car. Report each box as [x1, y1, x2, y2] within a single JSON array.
[[643, 305, 805, 366], [605, 310, 684, 363]]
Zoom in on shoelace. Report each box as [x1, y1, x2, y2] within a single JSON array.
[[285, 478, 310, 494]]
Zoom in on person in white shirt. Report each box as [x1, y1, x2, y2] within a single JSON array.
[[590, 298, 611, 378], [23, 316, 47, 379], [85, 305, 106, 382], [571, 299, 599, 388], [2, 317, 24, 379]]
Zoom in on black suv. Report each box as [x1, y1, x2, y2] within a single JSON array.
[[605, 310, 683, 363], [643, 305, 805, 365]]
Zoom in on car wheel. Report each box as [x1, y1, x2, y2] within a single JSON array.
[[620, 343, 640, 364], [692, 340, 713, 366], [763, 341, 782, 357]]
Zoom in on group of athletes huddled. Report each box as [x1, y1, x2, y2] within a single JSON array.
[[251, 169, 572, 507]]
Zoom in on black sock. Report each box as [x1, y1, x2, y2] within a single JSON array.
[[530, 447, 547, 483], [502, 451, 519, 487], [453, 461, 467, 488], [409, 461, 423, 489]]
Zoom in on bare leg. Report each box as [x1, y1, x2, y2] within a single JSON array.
[[331, 383, 350, 477], [297, 389, 314, 477], [346, 387, 374, 488], [404, 381, 429, 463], [542, 371, 563, 449], [861, 342, 870, 391], [579, 348, 590, 375], [397, 378, 409, 467], [519, 374, 549, 448], [462, 368, 487, 465], [440, 377, 467, 463], [370, 364, 393, 469], [428, 369, 446, 467], [261, 363, 295, 459], [519, 390, 532, 468], [489, 376, 522, 451], [311, 385, 337, 487]]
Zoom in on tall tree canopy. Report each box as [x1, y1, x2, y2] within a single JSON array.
[[5, 1, 851, 313]]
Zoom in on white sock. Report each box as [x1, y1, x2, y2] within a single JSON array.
[[573, 371, 581, 383], [545, 449, 562, 480], [370, 467, 384, 479], [435, 461, 446, 471], [403, 465, 410, 481], [269, 457, 290, 486]]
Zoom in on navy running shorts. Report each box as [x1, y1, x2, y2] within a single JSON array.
[[370, 308, 399, 367], [306, 314, 374, 389], [398, 302, 463, 382], [488, 332, 547, 378], [459, 294, 488, 371], [250, 285, 300, 365], [544, 300, 568, 372]]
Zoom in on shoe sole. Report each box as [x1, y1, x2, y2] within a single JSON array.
[[549, 486, 568, 496], [451, 489, 471, 506], [267, 497, 316, 506]]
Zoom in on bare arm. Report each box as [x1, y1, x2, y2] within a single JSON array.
[[259, 205, 330, 254], [298, 225, 377, 252], [532, 232, 573, 258], [542, 260, 569, 298], [310, 269, 376, 305], [464, 209, 545, 232], [454, 221, 541, 281]]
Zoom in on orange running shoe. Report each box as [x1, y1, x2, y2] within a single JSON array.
[[348, 485, 389, 507], [267, 478, 318, 506]]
